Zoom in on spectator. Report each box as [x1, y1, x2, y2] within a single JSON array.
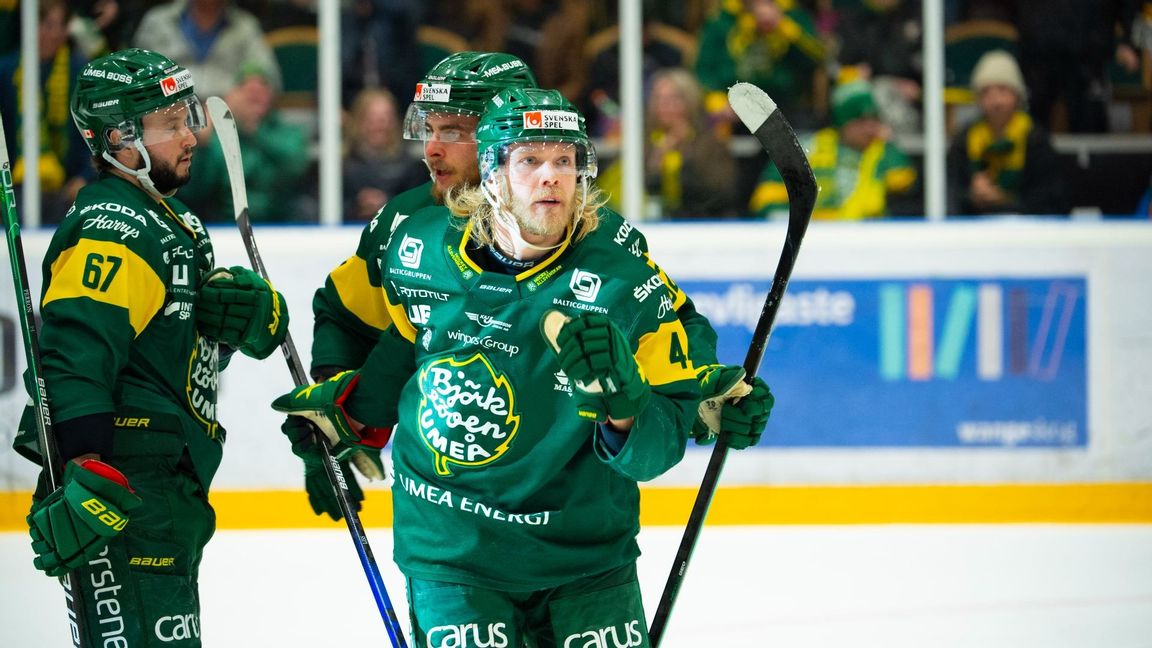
[[947, 50, 1069, 216], [181, 63, 312, 222], [581, 18, 696, 139], [835, 0, 923, 136], [751, 80, 917, 220], [0, 0, 94, 224], [134, 0, 282, 101], [1015, 0, 1141, 133], [600, 68, 740, 219], [341, 88, 426, 221], [695, 0, 826, 134], [341, 0, 422, 110]]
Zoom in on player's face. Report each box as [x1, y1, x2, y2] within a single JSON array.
[[422, 113, 480, 198], [140, 101, 200, 193], [503, 142, 579, 240]]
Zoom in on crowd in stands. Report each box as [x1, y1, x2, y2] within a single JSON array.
[[3, 0, 1151, 223]]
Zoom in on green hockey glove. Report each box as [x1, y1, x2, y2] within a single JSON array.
[[281, 416, 366, 520], [272, 371, 392, 477], [692, 364, 774, 450], [196, 266, 289, 359], [543, 310, 650, 422], [27, 458, 142, 577]]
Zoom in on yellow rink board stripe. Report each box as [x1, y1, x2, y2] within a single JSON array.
[[2, 484, 1150, 531]]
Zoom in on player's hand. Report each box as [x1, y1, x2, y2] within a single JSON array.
[[271, 371, 391, 478], [692, 364, 773, 450], [28, 458, 142, 577], [544, 311, 650, 422], [281, 416, 370, 519], [196, 266, 289, 359]]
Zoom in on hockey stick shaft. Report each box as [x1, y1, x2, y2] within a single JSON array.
[[0, 112, 88, 647], [205, 98, 408, 647], [649, 84, 815, 646]]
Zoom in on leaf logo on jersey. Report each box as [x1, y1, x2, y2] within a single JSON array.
[[186, 335, 220, 438], [417, 353, 521, 476]]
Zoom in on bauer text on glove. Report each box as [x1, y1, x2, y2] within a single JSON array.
[[27, 458, 142, 577]]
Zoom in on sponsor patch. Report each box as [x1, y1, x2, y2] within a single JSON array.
[[413, 82, 451, 103], [522, 110, 580, 130], [159, 69, 193, 97]]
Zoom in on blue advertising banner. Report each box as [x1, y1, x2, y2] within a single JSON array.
[[682, 278, 1087, 448]]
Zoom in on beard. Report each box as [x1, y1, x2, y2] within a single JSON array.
[[510, 193, 572, 238], [149, 151, 192, 195]]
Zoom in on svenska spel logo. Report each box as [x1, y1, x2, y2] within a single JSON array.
[[413, 83, 451, 102], [522, 110, 579, 130], [159, 69, 192, 97]]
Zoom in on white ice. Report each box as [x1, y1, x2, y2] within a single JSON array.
[[3, 525, 1151, 647]]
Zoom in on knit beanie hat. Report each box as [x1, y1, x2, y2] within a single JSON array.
[[831, 80, 879, 127], [970, 50, 1026, 98]]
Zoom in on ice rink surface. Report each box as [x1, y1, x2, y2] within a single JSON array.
[[3, 524, 1151, 647]]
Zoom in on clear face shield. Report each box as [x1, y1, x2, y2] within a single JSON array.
[[139, 95, 205, 147], [484, 138, 598, 186], [110, 95, 206, 151], [402, 104, 479, 145]]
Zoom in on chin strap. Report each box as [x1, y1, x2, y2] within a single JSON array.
[[482, 175, 589, 257], [102, 140, 174, 201]]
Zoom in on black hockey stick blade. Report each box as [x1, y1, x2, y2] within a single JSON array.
[[649, 82, 815, 646], [206, 97, 408, 647], [1, 111, 88, 646]]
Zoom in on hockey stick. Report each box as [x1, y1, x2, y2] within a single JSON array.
[[0, 114, 87, 646], [648, 83, 816, 646], [205, 97, 408, 648]]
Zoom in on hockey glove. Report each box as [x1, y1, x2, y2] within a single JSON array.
[[543, 310, 650, 422], [196, 266, 289, 359], [692, 364, 774, 450], [281, 416, 367, 520], [27, 459, 142, 577], [271, 371, 392, 479]]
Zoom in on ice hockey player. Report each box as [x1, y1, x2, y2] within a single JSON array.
[[273, 88, 773, 647], [12, 48, 289, 647]]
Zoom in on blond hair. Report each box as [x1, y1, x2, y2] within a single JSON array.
[[445, 181, 607, 247]]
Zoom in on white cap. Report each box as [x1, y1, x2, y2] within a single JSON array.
[[971, 50, 1027, 98]]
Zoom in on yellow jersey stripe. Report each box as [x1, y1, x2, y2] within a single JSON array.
[[635, 320, 696, 386], [330, 255, 391, 331], [44, 240, 164, 336]]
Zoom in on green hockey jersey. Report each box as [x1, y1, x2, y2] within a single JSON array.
[[15, 174, 226, 489], [358, 207, 701, 590]]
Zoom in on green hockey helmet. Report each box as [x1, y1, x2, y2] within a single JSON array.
[[71, 48, 205, 157], [402, 51, 538, 143], [476, 87, 597, 181]]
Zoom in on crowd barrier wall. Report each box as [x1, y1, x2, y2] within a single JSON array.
[[3, 220, 1149, 526]]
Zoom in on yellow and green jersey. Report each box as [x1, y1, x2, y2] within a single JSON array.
[[354, 206, 701, 590], [16, 174, 226, 488]]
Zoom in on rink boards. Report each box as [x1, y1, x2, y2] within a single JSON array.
[[2, 220, 1150, 525]]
